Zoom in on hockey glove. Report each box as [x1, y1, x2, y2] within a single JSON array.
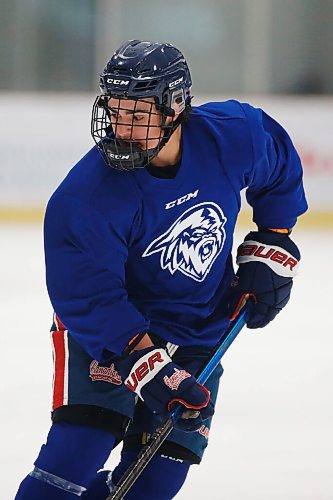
[[119, 347, 214, 432], [228, 230, 300, 328]]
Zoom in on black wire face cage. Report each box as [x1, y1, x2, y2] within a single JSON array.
[[91, 95, 180, 171]]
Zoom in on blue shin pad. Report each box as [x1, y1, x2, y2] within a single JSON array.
[[83, 451, 190, 500], [112, 450, 190, 500], [15, 421, 116, 499]]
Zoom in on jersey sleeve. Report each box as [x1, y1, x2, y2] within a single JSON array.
[[44, 192, 149, 360], [241, 103, 308, 228]]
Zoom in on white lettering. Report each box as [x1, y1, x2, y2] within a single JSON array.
[[160, 454, 184, 463], [106, 78, 130, 86], [165, 200, 177, 210], [187, 190, 199, 201], [177, 195, 188, 205], [108, 153, 130, 160], [169, 77, 184, 88], [165, 189, 199, 209]]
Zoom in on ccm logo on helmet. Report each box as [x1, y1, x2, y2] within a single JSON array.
[[106, 78, 130, 86], [169, 77, 184, 88]]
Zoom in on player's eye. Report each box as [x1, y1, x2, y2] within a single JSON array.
[[109, 111, 119, 119], [132, 115, 144, 122]]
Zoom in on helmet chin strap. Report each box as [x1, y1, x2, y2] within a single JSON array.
[[154, 113, 183, 155], [103, 139, 160, 170]]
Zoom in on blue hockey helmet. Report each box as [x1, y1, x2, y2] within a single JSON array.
[[91, 40, 192, 170]]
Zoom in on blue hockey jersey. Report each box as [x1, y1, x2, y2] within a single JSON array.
[[44, 100, 308, 360]]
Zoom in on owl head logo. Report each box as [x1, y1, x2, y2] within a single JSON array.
[[142, 202, 227, 282]]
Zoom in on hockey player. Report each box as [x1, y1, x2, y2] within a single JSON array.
[[16, 40, 307, 499]]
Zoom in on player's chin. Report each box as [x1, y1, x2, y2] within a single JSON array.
[[129, 141, 147, 150], [143, 138, 160, 150], [121, 139, 158, 151]]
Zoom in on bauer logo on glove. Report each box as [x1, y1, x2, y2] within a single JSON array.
[[121, 346, 214, 432], [228, 229, 301, 329], [237, 241, 299, 277]]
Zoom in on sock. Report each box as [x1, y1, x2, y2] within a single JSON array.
[[15, 421, 116, 499], [112, 450, 190, 500], [83, 453, 190, 500], [82, 470, 113, 499]]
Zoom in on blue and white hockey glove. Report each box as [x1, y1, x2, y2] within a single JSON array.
[[228, 230, 300, 328], [119, 346, 214, 432]]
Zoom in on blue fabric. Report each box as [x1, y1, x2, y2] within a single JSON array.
[[16, 454, 189, 500], [62, 332, 136, 417], [15, 475, 76, 500], [15, 422, 116, 499], [112, 451, 190, 500], [44, 100, 307, 360], [228, 230, 300, 328], [82, 470, 111, 500], [83, 452, 190, 500]]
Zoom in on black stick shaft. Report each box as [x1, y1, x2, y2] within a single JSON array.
[[107, 417, 174, 499]]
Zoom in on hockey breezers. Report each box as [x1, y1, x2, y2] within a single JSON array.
[[107, 299, 253, 500]]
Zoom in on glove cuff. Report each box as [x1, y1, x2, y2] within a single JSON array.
[[167, 383, 211, 412], [237, 239, 299, 277], [124, 347, 171, 399], [245, 230, 300, 259]]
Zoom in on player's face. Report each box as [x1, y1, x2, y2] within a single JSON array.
[[108, 97, 163, 150]]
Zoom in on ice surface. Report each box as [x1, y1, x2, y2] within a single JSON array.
[[1, 225, 332, 499]]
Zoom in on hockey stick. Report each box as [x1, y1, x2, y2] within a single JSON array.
[[107, 300, 253, 500]]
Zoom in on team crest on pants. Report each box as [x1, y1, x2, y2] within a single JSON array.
[[142, 202, 227, 282], [89, 360, 122, 385]]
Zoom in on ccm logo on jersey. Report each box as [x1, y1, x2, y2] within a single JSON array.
[[165, 189, 199, 209], [237, 240, 299, 277], [106, 78, 130, 86], [169, 77, 184, 88], [125, 348, 171, 398]]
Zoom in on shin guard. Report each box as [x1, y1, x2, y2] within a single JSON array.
[[15, 421, 116, 499]]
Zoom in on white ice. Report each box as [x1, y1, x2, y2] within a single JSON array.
[[1, 225, 332, 499]]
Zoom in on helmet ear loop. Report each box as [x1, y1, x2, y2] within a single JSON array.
[[160, 109, 181, 149]]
